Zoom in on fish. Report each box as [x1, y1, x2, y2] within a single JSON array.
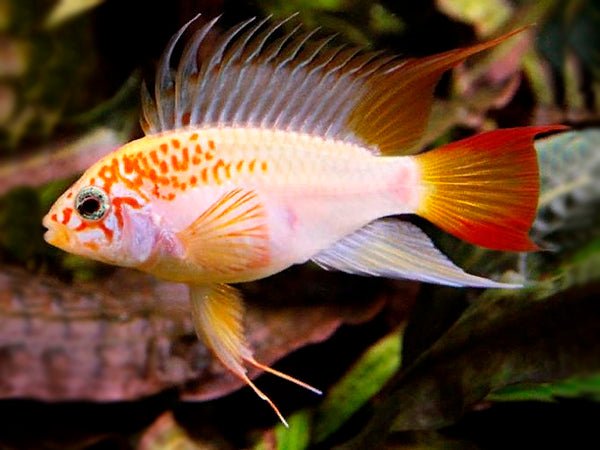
[[42, 14, 566, 425]]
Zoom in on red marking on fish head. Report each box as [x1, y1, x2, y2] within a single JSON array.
[[61, 208, 73, 225]]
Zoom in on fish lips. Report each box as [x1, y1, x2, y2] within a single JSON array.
[[42, 215, 72, 250]]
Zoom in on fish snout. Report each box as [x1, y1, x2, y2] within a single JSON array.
[[42, 215, 71, 248]]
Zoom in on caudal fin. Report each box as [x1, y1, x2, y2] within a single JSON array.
[[414, 126, 567, 251]]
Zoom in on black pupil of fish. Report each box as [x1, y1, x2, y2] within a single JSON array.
[[78, 197, 101, 216]]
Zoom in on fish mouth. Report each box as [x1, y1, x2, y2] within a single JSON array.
[[42, 216, 71, 249]]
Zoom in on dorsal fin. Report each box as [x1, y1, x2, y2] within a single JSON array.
[[142, 15, 525, 155]]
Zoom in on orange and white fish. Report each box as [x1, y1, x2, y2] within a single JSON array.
[[42, 15, 564, 425]]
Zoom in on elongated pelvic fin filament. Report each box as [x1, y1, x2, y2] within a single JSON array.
[[245, 356, 323, 395], [241, 356, 322, 427]]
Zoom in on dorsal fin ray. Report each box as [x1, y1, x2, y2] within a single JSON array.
[[142, 15, 525, 155]]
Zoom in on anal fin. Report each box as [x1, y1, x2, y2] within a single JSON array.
[[312, 218, 520, 288], [189, 284, 321, 426]]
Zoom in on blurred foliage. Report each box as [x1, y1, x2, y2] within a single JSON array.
[[488, 373, 600, 402], [0, 0, 598, 449]]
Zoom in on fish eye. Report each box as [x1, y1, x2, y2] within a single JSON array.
[[75, 186, 110, 221]]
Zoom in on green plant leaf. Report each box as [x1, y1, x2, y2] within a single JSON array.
[[488, 372, 600, 403], [253, 410, 312, 450], [314, 328, 403, 443]]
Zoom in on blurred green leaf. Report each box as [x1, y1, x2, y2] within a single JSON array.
[[488, 372, 600, 403], [0, 186, 44, 264], [314, 328, 403, 442], [436, 0, 513, 35], [276, 410, 312, 450], [253, 410, 312, 450], [45, 0, 104, 29]]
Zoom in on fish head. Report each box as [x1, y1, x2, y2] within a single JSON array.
[[42, 161, 159, 268]]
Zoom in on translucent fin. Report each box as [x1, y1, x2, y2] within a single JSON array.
[[143, 15, 525, 155], [312, 218, 519, 288], [415, 126, 568, 251], [189, 283, 321, 427], [176, 188, 269, 275]]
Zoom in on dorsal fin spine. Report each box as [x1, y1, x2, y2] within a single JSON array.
[[271, 37, 339, 129], [216, 17, 276, 124], [199, 18, 257, 125], [232, 23, 303, 124], [175, 16, 220, 127]]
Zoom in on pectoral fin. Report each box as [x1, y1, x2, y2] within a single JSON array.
[[312, 218, 520, 288], [189, 283, 321, 426], [177, 188, 269, 276]]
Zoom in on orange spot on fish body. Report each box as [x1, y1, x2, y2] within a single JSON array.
[[190, 175, 198, 186], [150, 150, 159, 165], [123, 157, 134, 174], [149, 169, 158, 182], [248, 159, 256, 173], [236, 160, 244, 172], [84, 242, 99, 251], [225, 163, 232, 179], [261, 161, 268, 172], [160, 161, 168, 174], [190, 133, 198, 141], [66, 192, 73, 200], [195, 144, 203, 154], [160, 143, 168, 154], [208, 140, 215, 150], [171, 155, 180, 171], [192, 156, 201, 165], [51, 213, 58, 222], [205, 152, 214, 161], [140, 156, 151, 172], [152, 184, 160, 197], [213, 160, 225, 184], [167, 193, 175, 201], [98, 158, 119, 193], [172, 139, 180, 149], [201, 167, 208, 183]]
